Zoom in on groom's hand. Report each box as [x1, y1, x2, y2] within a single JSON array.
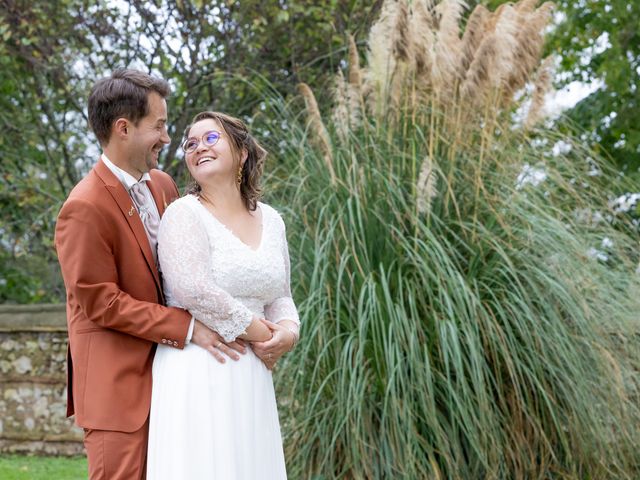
[[191, 320, 247, 363]]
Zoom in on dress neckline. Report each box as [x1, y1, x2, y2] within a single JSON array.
[[192, 195, 265, 252]]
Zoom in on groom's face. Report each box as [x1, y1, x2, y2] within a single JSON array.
[[125, 92, 171, 177]]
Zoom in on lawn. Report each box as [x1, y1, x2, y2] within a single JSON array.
[[0, 455, 87, 480]]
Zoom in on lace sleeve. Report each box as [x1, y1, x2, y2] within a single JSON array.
[[264, 213, 300, 325], [158, 199, 253, 342]]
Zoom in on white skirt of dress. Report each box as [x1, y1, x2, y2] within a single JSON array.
[[147, 343, 287, 479]]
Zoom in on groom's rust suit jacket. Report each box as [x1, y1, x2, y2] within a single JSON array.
[[55, 159, 191, 432]]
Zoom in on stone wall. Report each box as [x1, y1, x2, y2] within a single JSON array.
[[0, 304, 637, 458], [0, 304, 83, 456]]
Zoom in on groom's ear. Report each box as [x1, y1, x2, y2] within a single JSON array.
[[113, 118, 129, 139]]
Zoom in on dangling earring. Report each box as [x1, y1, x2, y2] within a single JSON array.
[[236, 163, 243, 188]]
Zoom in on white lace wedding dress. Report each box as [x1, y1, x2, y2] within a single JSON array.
[[146, 194, 299, 480]]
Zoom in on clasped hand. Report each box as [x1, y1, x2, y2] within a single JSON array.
[[191, 319, 295, 369], [250, 319, 296, 370]]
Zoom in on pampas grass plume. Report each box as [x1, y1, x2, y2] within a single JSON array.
[[298, 82, 336, 183], [332, 70, 350, 142], [348, 34, 363, 88], [411, 0, 436, 79], [461, 4, 518, 101], [516, 0, 540, 13], [460, 4, 490, 73], [393, 0, 411, 62], [504, 1, 554, 101], [364, 0, 399, 116], [432, 0, 467, 90], [416, 155, 438, 214]]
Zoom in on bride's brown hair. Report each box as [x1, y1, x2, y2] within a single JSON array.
[[184, 111, 266, 211]]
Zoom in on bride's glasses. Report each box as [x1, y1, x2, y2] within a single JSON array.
[[181, 130, 222, 153]]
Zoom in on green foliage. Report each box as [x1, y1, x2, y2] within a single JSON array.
[[549, 0, 640, 180], [0, 0, 103, 302]]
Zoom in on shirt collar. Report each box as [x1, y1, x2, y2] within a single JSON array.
[[101, 154, 151, 191]]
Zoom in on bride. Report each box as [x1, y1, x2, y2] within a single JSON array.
[[147, 111, 300, 479]]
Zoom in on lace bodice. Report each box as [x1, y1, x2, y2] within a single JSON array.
[[157, 195, 299, 342]]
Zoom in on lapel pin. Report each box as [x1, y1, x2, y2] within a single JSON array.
[[128, 206, 135, 216]]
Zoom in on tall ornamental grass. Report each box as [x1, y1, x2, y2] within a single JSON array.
[[261, 1, 640, 478]]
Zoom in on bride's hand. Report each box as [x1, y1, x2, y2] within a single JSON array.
[[251, 320, 296, 370]]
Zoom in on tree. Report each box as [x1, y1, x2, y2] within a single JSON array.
[[0, 0, 98, 301], [0, 0, 378, 302], [549, 0, 640, 182]]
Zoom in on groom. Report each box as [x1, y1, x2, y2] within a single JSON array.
[[55, 69, 245, 479]]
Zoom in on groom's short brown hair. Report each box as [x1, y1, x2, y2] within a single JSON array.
[[88, 68, 170, 146]]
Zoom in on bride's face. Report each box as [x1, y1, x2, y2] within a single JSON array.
[[184, 118, 243, 186]]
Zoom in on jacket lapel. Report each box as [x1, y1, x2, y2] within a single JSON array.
[[94, 160, 161, 291]]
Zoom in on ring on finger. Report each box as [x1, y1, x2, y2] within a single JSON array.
[[268, 353, 272, 360], [215, 342, 222, 348]]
